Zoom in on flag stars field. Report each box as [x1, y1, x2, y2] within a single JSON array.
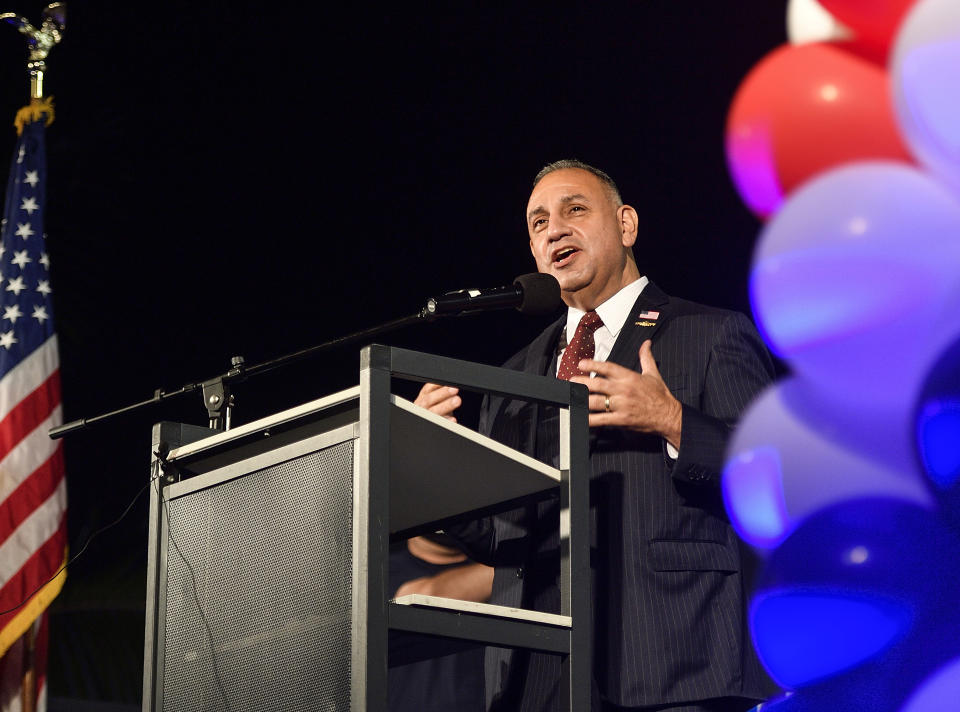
[[5, 276, 25, 296], [11, 250, 31, 269], [0, 144, 56, 359], [3, 305, 22, 324], [31, 306, 48, 323], [19, 197, 38, 215]]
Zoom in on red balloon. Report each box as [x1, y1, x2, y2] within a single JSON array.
[[819, 0, 920, 59], [725, 43, 913, 219]]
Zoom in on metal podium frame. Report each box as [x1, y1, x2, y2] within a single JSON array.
[[142, 344, 591, 711]]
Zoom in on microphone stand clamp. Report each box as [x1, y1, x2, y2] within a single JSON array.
[[202, 355, 246, 431]]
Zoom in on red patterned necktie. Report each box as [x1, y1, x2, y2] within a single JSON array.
[[557, 310, 604, 380]]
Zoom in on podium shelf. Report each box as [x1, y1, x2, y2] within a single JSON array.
[[390, 594, 571, 628], [388, 394, 559, 533], [388, 600, 570, 655]]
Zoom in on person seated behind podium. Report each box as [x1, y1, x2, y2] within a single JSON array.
[[389, 533, 494, 712]]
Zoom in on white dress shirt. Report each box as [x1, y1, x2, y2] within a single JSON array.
[[558, 277, 649, 368]]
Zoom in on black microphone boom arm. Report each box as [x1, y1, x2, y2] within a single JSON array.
[[49, 273, 560, 439]]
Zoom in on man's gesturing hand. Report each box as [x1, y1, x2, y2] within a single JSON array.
[[414, 383, 461, 423], [570, 339, 683, 449]]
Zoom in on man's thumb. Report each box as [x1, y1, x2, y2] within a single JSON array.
[[639, 340, 659, 375]]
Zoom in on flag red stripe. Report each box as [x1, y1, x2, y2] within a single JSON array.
[[0, 447, 64, 544], [0, 519, 66, 628], [0, 370, 60, 462]]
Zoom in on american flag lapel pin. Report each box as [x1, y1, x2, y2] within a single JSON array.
[[635, 310, 659, 327]]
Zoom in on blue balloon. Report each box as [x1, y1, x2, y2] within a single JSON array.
[[724, 379, 932, 551], [747, 694, 794, 711], [751, 499, 960, 690], [757, 613, 960, 712], [743, 617, 960, 711], [916, 400, 960, 489], [753, 590, 910, 689], [751, 162, 960, 411], [915, 335, 960, 526]]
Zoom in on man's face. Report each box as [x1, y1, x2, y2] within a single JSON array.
[[526, 168, 636, 310]]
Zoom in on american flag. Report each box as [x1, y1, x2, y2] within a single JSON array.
[[0, 102, 66, 712]]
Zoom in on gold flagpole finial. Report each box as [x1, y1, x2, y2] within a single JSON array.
[[1, 2, 66, 101]]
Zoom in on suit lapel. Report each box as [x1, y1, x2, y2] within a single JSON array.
[[523, 316, 564, 378], [510, 282, 673, 457], [606, 281, 672, 370], [517, 316, 564, 458]]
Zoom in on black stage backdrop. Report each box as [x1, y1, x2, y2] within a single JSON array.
[[0, 1, 786, 705]]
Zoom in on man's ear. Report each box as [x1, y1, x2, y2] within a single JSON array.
[[618, 204, 639, 248]]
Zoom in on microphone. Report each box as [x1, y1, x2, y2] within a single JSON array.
[[425, 273, 561, 317]]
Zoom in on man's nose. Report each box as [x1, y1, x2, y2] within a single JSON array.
[[546, 216, 570, 240]]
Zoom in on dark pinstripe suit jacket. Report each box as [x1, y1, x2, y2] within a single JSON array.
[[471, 282, 778, 710]]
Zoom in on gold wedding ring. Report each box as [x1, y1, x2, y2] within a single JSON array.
[[604, 395, 611, 412]]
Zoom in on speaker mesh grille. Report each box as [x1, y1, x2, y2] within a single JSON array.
[[161, 441, 354, 711]]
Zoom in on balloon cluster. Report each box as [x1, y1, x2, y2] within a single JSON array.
[[722, 2, 960, 710]]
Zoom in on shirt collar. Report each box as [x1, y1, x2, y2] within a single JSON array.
[[565, 276, 649, 341]]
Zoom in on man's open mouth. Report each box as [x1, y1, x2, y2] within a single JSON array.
[[553, 247, 579, 265]]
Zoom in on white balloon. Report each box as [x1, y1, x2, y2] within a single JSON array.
[[787, 0, 852, 45], [723, 378, 934, 551], [892, 0, 960, 195], [901, 656, 960, 712], [751, 161, 960, 412]]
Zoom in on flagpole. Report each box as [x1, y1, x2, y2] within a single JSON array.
[[20, 622, 36, 712]]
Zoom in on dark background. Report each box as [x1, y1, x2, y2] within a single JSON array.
[[0, 1, 786, 705]]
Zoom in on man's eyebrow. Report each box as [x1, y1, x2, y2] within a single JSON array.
[[526, 194, 591, 222], [527, 205, 548, 222]]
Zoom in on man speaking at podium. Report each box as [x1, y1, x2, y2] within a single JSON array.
[[416, 160, 776, 712]]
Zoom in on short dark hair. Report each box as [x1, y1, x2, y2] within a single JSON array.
[[533, 159, 623, 206]]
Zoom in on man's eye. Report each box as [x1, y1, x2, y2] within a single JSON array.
[[533, 218, 547, 228], [570, 206, 584, 213]]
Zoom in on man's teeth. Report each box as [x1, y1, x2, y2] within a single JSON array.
[[556, 248, 575, 261]]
